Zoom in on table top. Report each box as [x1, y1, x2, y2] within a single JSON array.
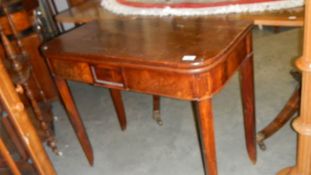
[[45, 15, 252, 70], [56, 0, 304, 27]]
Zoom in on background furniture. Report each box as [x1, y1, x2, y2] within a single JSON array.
[[0, 0, 58, 146], [0, 1, 60, 173], [256, 71, 301, 150], [0, 0, 57, 101], [67, 0, 88, 7], [0, 42, 56, 174], [277, 0, 311, 174], [1, 4, 59, 152]]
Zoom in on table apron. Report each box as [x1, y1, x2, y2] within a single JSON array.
[[48, 36, 250, 101]]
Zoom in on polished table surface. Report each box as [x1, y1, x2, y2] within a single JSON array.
[[46, 17, 253, 100], [44, 13, 256, 175], [56, 0, 304, 26]]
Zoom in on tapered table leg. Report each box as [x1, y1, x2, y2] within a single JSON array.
[[54, 77, 94, 165], [239, 56, 257, 164], [195, 99, 218, 175], [109, 89, 127, 131], [152, 95, 163, 126]]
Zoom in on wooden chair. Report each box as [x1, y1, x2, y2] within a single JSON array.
[[0, 39, 56, 175], [0, 3, 60, 154]]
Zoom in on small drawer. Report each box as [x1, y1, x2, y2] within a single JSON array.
[[91, 65, 124, 88], [51, 59, 93, 83]]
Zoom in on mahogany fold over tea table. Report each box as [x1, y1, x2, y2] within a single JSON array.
[[43, 16, 255, 175]]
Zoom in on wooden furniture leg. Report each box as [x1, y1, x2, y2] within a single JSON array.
[[257, 87, 300, 150], [239, 56, 257, 164], [0, 137, 21, 175], [0, 161, 37, 175], [195, 99, 217, 175], [152, 95, 163, 126], [109, 89, 127, 130], [0, 56, 56, 174], [2, 117, 28, 161], [54, 77, 94, 165], [277, 0, 311, 174]]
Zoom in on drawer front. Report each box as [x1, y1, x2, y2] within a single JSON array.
[[51, 59, 93, 83], [91, 65, 125, 88], [124, 68, 196, 100]]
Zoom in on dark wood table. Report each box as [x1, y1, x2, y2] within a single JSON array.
[[55, 0, 306, 152], [43, 14, 256, 175]]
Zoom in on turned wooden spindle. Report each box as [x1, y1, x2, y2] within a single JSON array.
[[4, 6, 49, 103], [0, 22, 60, 155], [277, 0, 311, 174], [0, 53, 57, 175]]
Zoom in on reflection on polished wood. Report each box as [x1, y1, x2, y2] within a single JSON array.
[[44, 12, 256, 175], [55, 0, 304, 26]]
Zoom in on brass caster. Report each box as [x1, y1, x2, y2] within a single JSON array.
[[258, 141, 267, 151], [153, 110, 163, 126], [256, 133, 267, 151]]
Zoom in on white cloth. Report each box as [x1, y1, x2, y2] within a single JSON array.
[[101, 0, 304, 16]]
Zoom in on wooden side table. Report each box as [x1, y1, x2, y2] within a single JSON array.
[[43, 15, 256, 175], [54, 0, 306, 146]]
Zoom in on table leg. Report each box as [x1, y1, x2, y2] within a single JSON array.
[[54, 77, 94, 165], [195, 99, 218, 175], [2, 117, 28, 161], [257, 87, 300, 150], [152, 95, 163, 126], [109, 89, 127, 131], [239, 56, 257, 164]]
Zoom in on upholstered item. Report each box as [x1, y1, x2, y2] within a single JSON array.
[[101, 0, 304, 16]]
